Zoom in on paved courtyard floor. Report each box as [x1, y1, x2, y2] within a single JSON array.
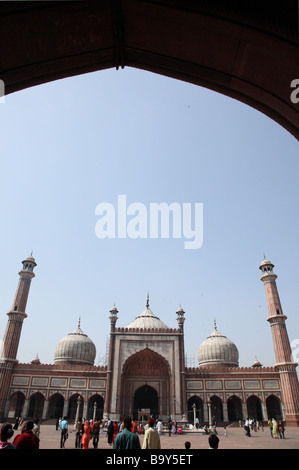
[[10, 423, 299, 450]]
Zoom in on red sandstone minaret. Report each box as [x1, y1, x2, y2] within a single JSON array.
[[176, 305, 187, 421], [260, 257, 299, 426], [103, 303, 118, 421], [0, 254, 36, 421]]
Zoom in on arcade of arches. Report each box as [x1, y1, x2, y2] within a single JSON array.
[[8, 391, 104, 421], [187, 394, 283, 424], [8, 388, 283, 424]]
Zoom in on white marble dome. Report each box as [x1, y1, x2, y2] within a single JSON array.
[[54, 321, 96, 365], [126, 298, 169, 330], [198, 323, 239, 368]]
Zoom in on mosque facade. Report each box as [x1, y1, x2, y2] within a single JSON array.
[[0, 255, 299, 426]]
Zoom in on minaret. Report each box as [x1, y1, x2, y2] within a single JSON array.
[[176, 305, 187, 420], [103, 303, 118, 421], [0, 254, 37, 421], [259, 257, 299, 426]]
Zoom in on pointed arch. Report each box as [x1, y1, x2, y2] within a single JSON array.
[[28, 392, 45, 419], [47, 393, 64, 420], [121, 348, 170, 418], [8, 391, 25, 419], [266, 394, 283, 421], [187, 395, 204, 424], [227, 395, 243, 422], [246, 395, 263, 421], [87, 394, 104, 420]]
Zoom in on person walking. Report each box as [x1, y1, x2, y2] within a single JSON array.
[[59, 416, 68, 448], [112, 421, 119, 444], [167, 420, 172, 437], [0, 423, 16, 449], [107, 420, 114, 446], [268, 418, 273, 438], [13, 420, 40, 449], [75, 418, 83, 448], [13, 417, 20, 431], [33, 418, 40, 438], [142, 418, 161, 449], [113, 417, 141, 449], [244, 418, 251, 437], [131, 419, 138, 434], [278, 421, 285, 439], [272, 418, 278, 439], [81, 420, 91, 449], [92, 420, 100, 448], [157, 419, 163, 436]]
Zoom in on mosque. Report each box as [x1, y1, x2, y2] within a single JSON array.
[[0, 255, 298, 426]]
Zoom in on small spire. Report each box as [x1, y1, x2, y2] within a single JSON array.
[[78, 316, 81, 328], [214, 318, 217, 330], [146, 292, 150, 308], [110, 303, 118, 314]]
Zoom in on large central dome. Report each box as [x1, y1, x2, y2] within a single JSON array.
[[198, 322, 239, 368], [54, 320, 96, 365], [125, 296, 169, 330]]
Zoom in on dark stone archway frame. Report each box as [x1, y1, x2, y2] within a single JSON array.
[[0, 1, 298, 140]]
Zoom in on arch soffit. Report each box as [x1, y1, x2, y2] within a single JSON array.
[[68, 392, 85, 401], [209, 394, 223, 403], [226, 394, 243, 403], [88, 393, 105, 403], [265, 393, 282, 402], [48, 391, 65, 400], [246, 394, 262, 403], [9, 390, 26, 400], [134, 383, 159, 397], [187, 395, 204, 403], [28, 391, 46, 400], [122, 348, 171, 376], [0, 2, 298, 140]]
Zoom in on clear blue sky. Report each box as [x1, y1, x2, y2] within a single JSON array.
[[0, 67, 298, 371]]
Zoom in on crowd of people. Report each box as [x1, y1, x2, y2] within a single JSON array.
[[242, 417, 286, 439], [0, 419, 40, 449], [0, 414, 287, 449]]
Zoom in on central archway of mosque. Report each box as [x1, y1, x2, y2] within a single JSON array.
[[121, 348, 171, 420], [134, 385, 158, 421]]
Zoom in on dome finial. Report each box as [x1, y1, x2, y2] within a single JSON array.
[[214, 318, 217, 330], [146, 292, 150, 308], [78, 316, 81, 328]]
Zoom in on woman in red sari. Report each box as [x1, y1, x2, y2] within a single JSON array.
[[112, 422, 119, 444], [81, 420, 91, 449]]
